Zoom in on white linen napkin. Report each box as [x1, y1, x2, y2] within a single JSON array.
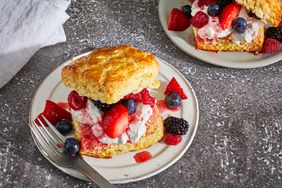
[[0, 0, 70, 88]]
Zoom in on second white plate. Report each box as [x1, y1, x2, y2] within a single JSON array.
[[29, 52, 199, 184], [158, 0, 282, 69]]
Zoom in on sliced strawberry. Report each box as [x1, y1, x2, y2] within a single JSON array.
[[168, 8, 190, 31], [56, 102, 69, 110], [134, 151, 152, 163], [37, 100, 72, 125], [103, 104, 129, 139], [124, 88, 155, 107], [198, 0, 217, 7], [68, 90, 87, 110], [219, 2, 241, 30], [165, 77, 188, 100], [35, 113, 46, 126]]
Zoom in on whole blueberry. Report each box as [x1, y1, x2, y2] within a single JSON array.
[[207, 4, 221, 16], [232, 17, 247, 33], [248, 12, 260, 19], [122, 99, 136, 114], [55, 119, 72, 135], [165, 92, 181, 108], [63, 137, 80, 156], [182, 5, 192, 18]]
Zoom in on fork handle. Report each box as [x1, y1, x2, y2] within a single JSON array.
[[75, 159, 113, 188]]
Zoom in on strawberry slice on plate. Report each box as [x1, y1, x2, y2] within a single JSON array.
[[168, 8, 190, 31], [36, 100, 72, 126], [219, 2, 241, 30], [103, 103, 129, 139], [165, 77, 188, 100], [134, 151, 152, 163]]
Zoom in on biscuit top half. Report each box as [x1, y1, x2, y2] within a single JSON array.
[[235, 0, 282, 26], [61, 45, 160, 104]]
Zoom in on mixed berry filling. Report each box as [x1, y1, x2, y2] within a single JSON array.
[[69, 88, 156, 147]]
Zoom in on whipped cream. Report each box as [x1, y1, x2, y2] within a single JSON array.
[[70, 99, 99, 125], [71, 100, 153, 145], [127, 104, 153, 143], [191, 1, 264, 43], [99, 132, 129, 144]]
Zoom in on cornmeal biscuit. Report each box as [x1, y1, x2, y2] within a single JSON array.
[[73, 108, 164, 158], [193, 26, 265, 52], [62, 45, 160, 104]]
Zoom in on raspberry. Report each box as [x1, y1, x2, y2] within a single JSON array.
[[191, 11, 209, 29], [124, 88, 155, 107], [165, 77, 188, 99], [134, 151, 152, 163], [198, 0, 217, 7], [263, 38, 280, 53], [164, 116, 189, 135], [68, 90, 87, 110], [93, 100, 114, 112], [265, 27, 282, 43], [165, 133, 182, 145]]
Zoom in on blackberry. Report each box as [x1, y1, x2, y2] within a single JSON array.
[[164, 116, 189, 135], [266, 27, 282, 43], [92, 100, 114, 111], [217, 0, 232, 8]]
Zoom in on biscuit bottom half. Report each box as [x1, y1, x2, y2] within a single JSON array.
[[193, 27, 265, 52], [73, 108, 164, 158]]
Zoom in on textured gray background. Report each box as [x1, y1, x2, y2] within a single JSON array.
[[0, 0, 281, 187]]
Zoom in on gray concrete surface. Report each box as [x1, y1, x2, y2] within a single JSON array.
[[0, 0, 281, 187]]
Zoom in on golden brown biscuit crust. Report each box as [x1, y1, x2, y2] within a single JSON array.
[[62, 45, 160, 104], [193, 27, 265, 52], [235, 0, 282, 26], [73, 108, 164, 158]]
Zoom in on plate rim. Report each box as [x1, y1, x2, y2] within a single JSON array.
[[158, 0, 282, 69], [28, 52, 200, 184]]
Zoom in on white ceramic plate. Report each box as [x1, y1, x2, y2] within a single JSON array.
[[159, 0, 282, 69], [29, 52, 199, 184]]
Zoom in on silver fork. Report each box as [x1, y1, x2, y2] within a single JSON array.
[[30, 114, 113, 188]]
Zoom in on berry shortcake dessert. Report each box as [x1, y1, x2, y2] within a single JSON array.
[[61, 45, 164, 158], [191, 0, 281, 52], [168, 0, 282, 53]]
